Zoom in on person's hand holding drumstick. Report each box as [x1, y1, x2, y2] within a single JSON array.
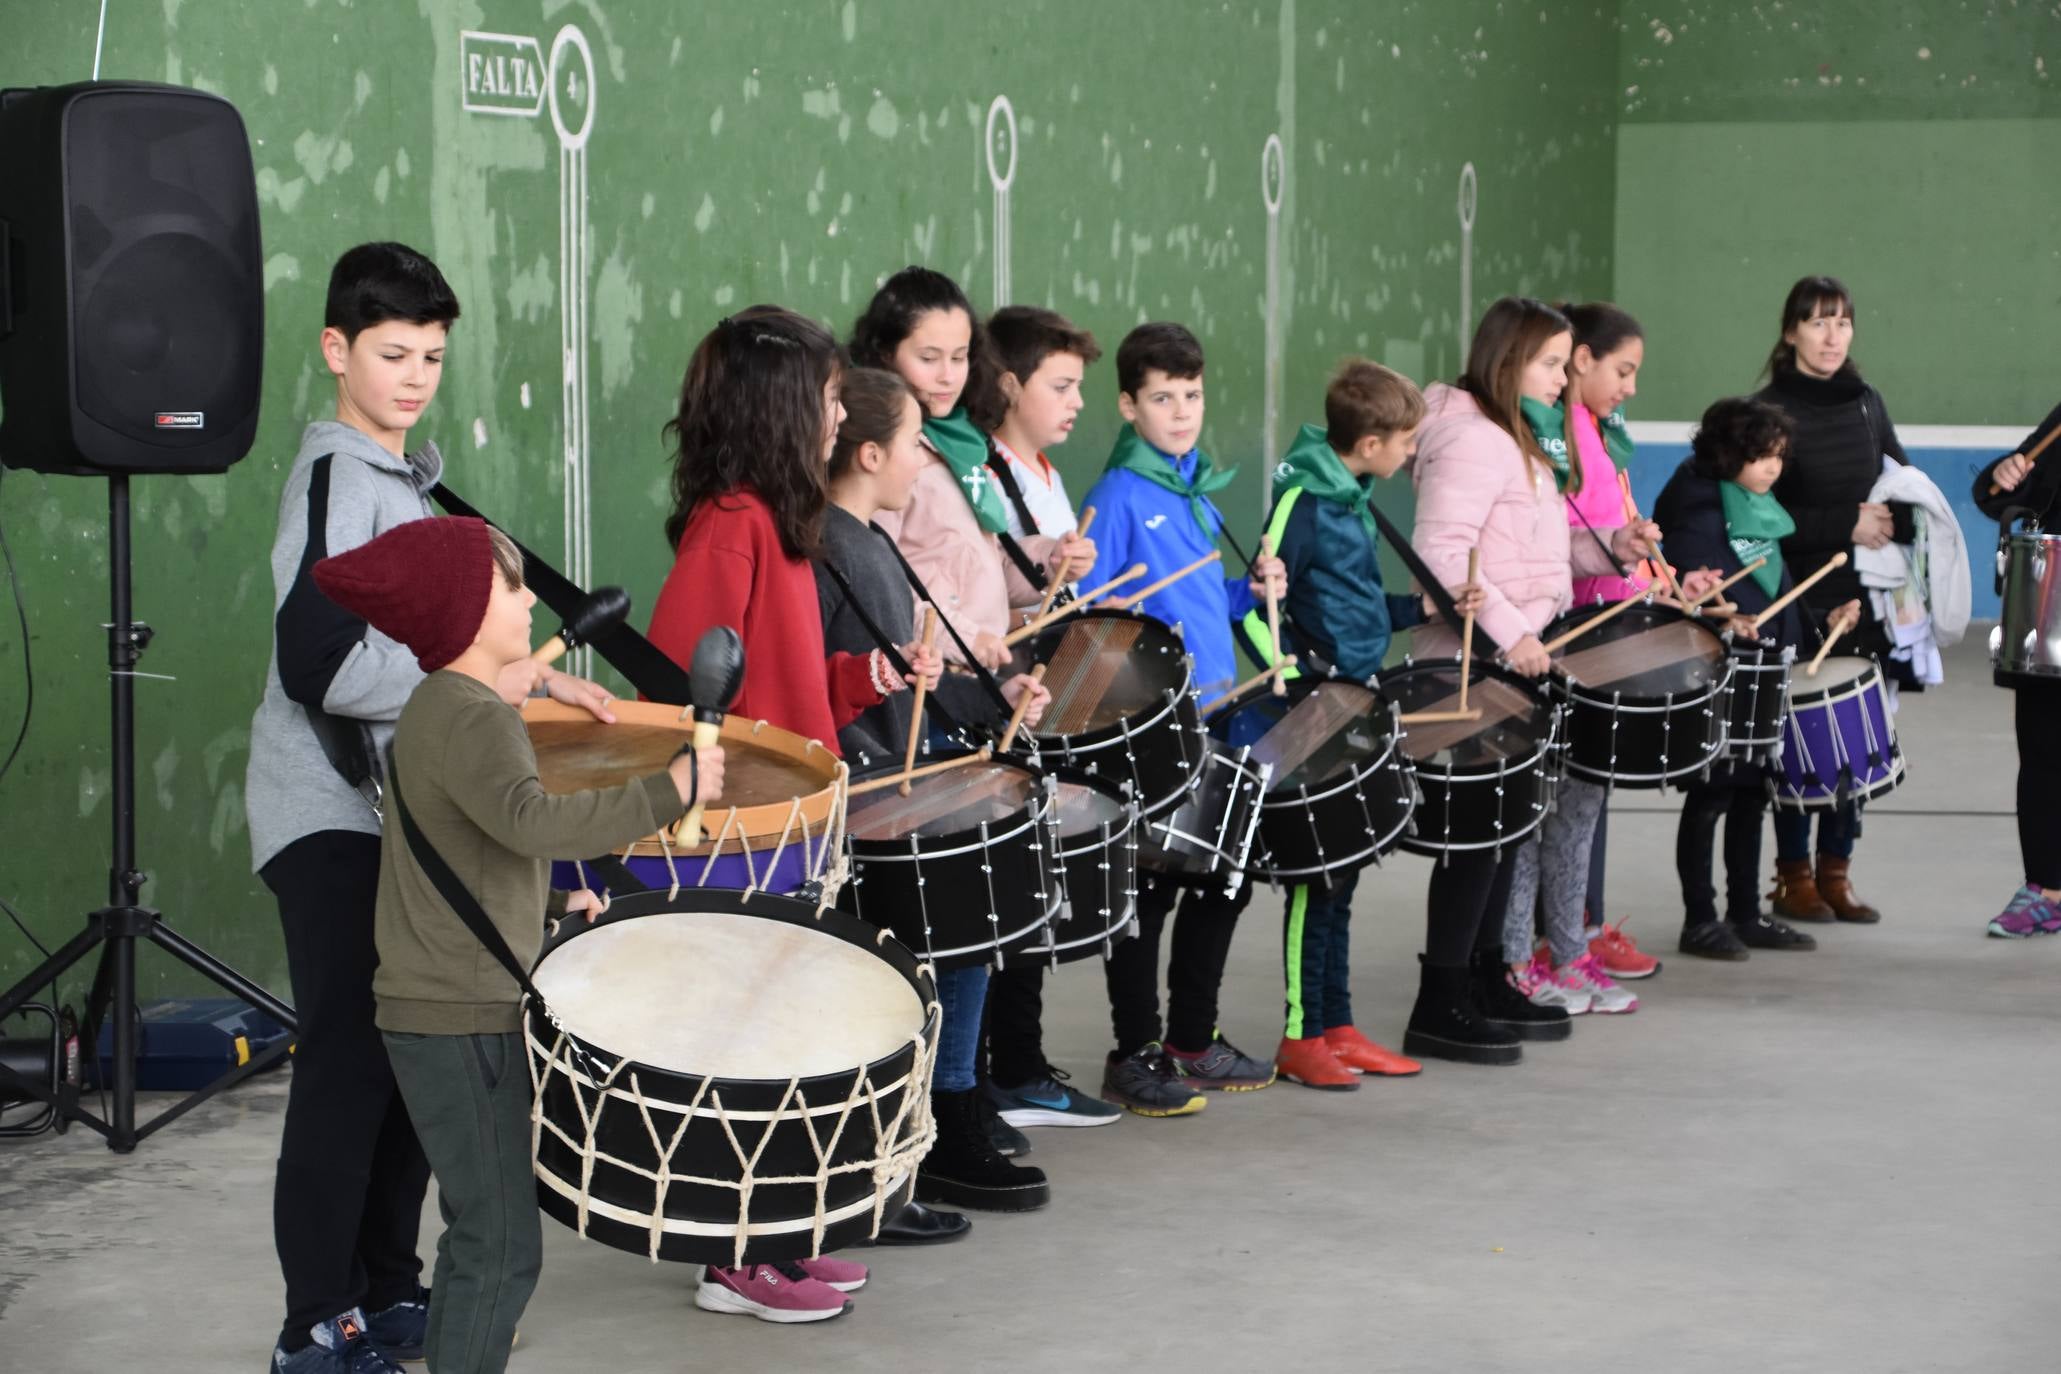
[[1000, 671, 1052, 728], [1610, 517, 1665, 568], [666, 737, 727, 811], [1045, 528, 1098, 584], [1248, 548, 1288, 602], [891, 637, 945, 693], [1422, 579, 1488, 624]]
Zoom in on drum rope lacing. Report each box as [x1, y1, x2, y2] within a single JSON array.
[[526, 970, 941, 1267]]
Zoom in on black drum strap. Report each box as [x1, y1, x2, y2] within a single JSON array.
[[1566, 497, 1630, 580], [388, 758, 547, 1011], [431, 482, 695, 705], [986, 445, 1045, 539], [874, 529, 1016, 713], [815, 552, 974, 735], [1362, 501, 1470, 638]]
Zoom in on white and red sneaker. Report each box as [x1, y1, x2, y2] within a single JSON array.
[[1586, 918, 1661, 980], [694, 1262, 853, 1323], [795, 1254, 869, 1292]]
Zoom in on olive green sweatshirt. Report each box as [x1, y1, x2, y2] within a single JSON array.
[[373, 671, 684, 1034]]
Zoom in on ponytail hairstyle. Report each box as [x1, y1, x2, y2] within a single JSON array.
[[662, 305, 842, 558], [1763, 275, 1856, 381], [828, 367, 923, 482], [848, 266, 1006, 431], [1457, 296, 1573, 477], [1555, 301, 1643, 368]]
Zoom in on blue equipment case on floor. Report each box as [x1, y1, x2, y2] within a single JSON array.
[[95, 997, 293, 1091]]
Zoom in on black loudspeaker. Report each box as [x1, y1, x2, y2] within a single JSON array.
[[0, 81, 263, 476]]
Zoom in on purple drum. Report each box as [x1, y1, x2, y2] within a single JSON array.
[[551, 849, 815, 899], [1771, 655, 1906, 811]]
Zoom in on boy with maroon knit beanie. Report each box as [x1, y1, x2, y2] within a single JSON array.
[[312, 515, 723, 1374]]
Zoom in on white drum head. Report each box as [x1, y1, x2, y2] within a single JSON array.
[[532, 912, 925, 1081], [1801, 655, 1875, 692]]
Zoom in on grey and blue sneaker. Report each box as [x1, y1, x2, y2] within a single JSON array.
[[986, 1067, 1122, 1129], [365, 1287, 429, 1364], [270, 1309, 406, 1373], [1100, 1043, 1206, 1118], [1168, 1036, 1276, 1091]]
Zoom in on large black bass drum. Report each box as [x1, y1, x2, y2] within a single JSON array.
[[1382, 658, 1559, 857]]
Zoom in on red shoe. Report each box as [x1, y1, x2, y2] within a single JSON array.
[[1323, 1025, 1422, 1077], [1275, 1036, 1359, 1091], [1586, 918, 1660, 980]]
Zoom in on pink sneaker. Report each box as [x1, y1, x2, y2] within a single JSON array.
[[1558, 953, 1638, 1014], [1586, 918, 1661, 980], [796, 1254, 869, 1292], [694, 1262, 853, 1323]]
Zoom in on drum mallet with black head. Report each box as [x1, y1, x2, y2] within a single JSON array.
[[531, 586, 633, 666], [678, 625, 746, 845]]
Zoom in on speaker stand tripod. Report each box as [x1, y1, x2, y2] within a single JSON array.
[[0, 475, 296, 1151]]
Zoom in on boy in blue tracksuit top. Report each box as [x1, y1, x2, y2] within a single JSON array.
[[1079, 323, 1286, 1116], [1244, 360, 1472, 1089]]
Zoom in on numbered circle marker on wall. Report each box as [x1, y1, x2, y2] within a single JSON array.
[[987, 95, 1016, 308], [1457, 161, 1477, 366], [549, 24, 596, 678], [1261, 133, 1286, 506]]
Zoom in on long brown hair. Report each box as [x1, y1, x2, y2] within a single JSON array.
[[662, 305, 841, 558], [1459, 296, 1572, 478], [848, 267, 1007, 431]]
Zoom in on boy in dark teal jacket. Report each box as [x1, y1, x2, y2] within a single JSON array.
[[1248, 360, 1450, 1089]]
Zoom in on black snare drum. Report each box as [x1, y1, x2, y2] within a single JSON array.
[[1008, 609, 1208, 819], [1384, 659, 1558, 857], [843, 753, 1059, 968], [1722, 638, 1793, 764], [1032, 767, 1140, 964], [1223, 679, 1415, 886], [1132, 742, 1270, 897], [1541, 602, 1733, 790]]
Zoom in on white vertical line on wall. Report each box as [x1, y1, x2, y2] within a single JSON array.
[[92, 0, 109, 78], [548, 25, 596, 677], [986, 96, 1016, 308], [1261, 132, 1285, 510], [1457, 162, 1477, 363]]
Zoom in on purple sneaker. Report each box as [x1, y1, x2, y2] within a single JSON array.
[[1987, 885, 2061, 938]]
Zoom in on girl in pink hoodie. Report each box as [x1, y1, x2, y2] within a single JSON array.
[[1402, 298, 1664, 1066]]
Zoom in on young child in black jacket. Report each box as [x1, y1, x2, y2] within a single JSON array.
[[1654, 397, 1858, 961]]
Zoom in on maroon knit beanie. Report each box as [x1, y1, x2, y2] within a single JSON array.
[[312, 516, 496, 673]]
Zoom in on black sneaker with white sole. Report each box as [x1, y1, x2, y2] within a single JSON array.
[[1100, 1042, 1207, 1117], [987, 1067, 1122, 1128]]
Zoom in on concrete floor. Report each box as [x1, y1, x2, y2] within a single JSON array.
[[3, 636, 2056, 1372]]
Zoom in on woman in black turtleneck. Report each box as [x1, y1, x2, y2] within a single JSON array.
[[1751, 275, 1908, 928]]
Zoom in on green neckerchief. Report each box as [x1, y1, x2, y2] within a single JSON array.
[[1276, 423, 1375, 537], [1103, 422, 1237, 537], [1519, 396, 1573, 492], [1597, 405, 1635, 468], [922, 405, 1009, 535], [1719, 479, 1795, 598]]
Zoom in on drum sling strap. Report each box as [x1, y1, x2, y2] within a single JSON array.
[[983, 437, 1057, 596], [872, 529, 1017, 714], [430, 482, 696, 705], [814, 552, 981, 736]]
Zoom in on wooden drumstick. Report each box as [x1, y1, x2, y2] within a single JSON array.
[[1259, 533, 1288, 696], [897, 606, 940, 795], [1687, 558, 1767, 608], [1986, 424, 2061, 496], [1108, 550, 1224, 611], [1200, 656, 1300, 717], [997, 663, 1048, 753], [1457, 547, 1479, 714], [1028, 507, 1096, 625], [850, 747, 993, 797], [1618, 472, 1691, 611], [1753, 552, 1849, 624], [1003, 564, 1147, 645], [1539, 580, 1651, 655], [1398, 706, 1484, 725], [1805, 608, 1861, 677]]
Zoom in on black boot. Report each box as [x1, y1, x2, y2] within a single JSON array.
[[1468, 948, 1573, 1043], [915, 1088, 1050, 1213], [1728, 906, 1817, 951], [854, 1200, 972, 1247], [1403, 960, 1522, 1067]]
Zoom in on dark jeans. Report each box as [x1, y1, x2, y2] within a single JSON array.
[[985, 960, 1047, 1091], [1676, 779, 1770, 925], [1773, 802, 1857, 862], [2017, 683, 2061, 888], [933, 963, 989, 1093], [261, 831, 430, 1349], [1283, 870, 1357, 1039], [383, 1031, 539, 1374], [1104, 872, 1253, 1057], [1423, 846, 1520, 969], [1586, 806, 1609, 926]]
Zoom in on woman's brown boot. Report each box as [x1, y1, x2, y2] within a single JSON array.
[[1816, 856, 1881, 923], [1770, 858, 1834, 922]]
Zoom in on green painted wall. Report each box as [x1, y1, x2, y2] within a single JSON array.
[[1613, 4, 2061, 422], [0, 1, 1618, 996]]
